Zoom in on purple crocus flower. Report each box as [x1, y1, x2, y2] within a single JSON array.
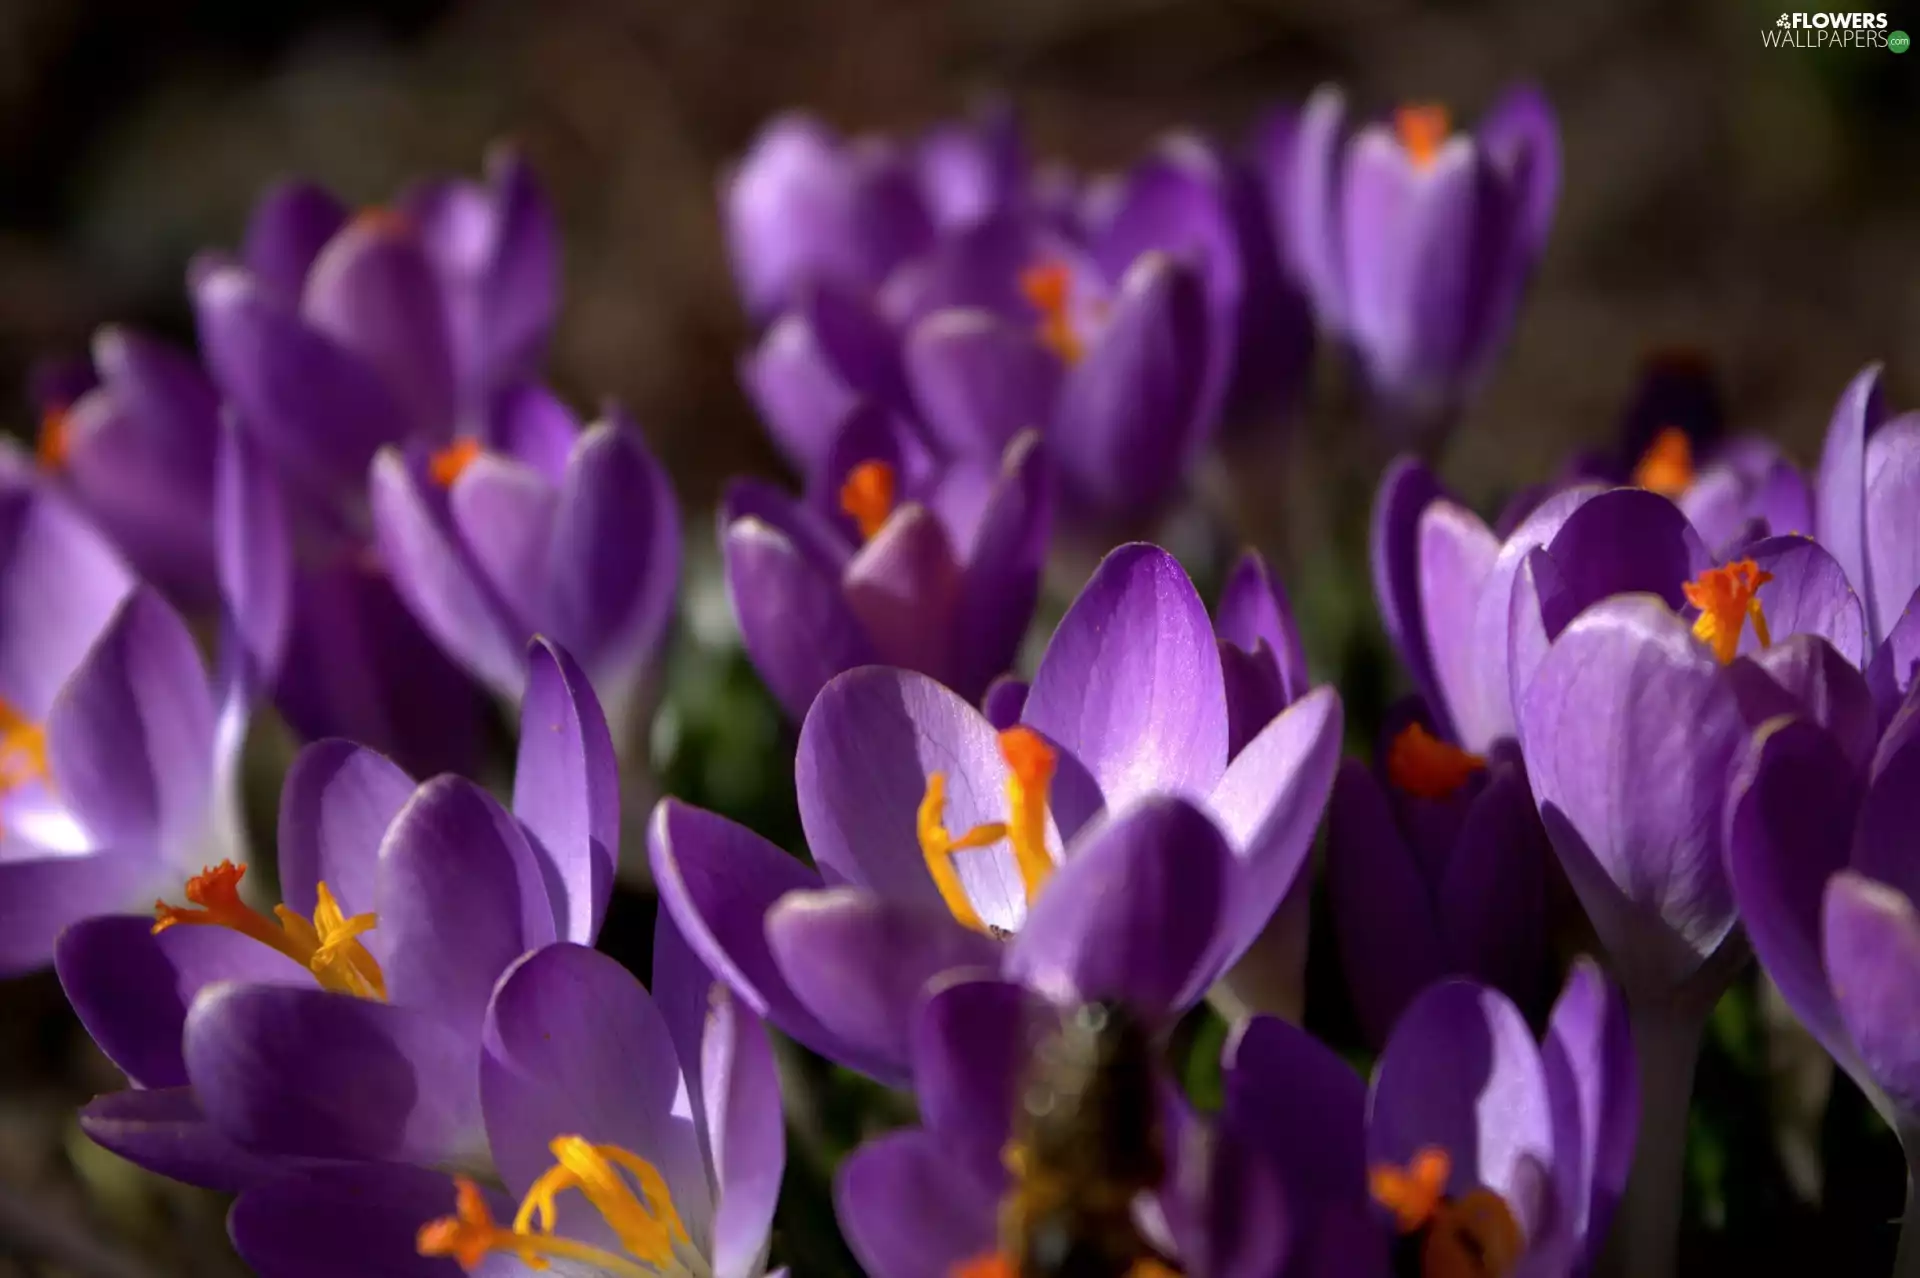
[[371, 384, 680, 722], [1326, 708, 1548, 1048], [190, 147, 557, 773], [1272, 83, 1559, 432], [835, 974, 1288, 1278], [26, 331, 223, 606], [226, 928, 785, 1278], [720, 405, 1048, 718], [0, 422, 289, 976], [1223, 962, 1636, 1277], [1727, 698, 1920, 1262], [653, 544, 1343, 1082], [54, 639, 615, 1194]]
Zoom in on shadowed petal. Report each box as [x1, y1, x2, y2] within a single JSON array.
[[82, 1087, 299, 1196], [906, 310, 1060, 459], [1744, 635, 1876, 775], [231, 1164, 505, 1278], [911, 974, 1041, 1193], [240, 181, 347, 304], [1325, 761, 1443, 1047], [1865, 414, 1920, 648], [1222, 1015, 1367, 1222], [1372, 456, 1447, 728], [1824, 872, 1920, 1117], [0, 478, 134, 719], [1540, 959, 1637, 1267], [836, 1129, 999, 1278], [1216, 549, 1309, 705], [1814, 365, 1880, 635], [1439, 767, 1549, 1019], [722, 515, 874, 721], [0, 852, 156, 976]]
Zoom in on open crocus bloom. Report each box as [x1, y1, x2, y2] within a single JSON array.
[[653, 543, 1343, 1082], [0, 425, 289, 975], [835, 975, 1286, 1278], [55, 639, 616, 1193], [371, 385, 680, 719], [721, 405, 1048, 718], [226, 930, 785, 1278], [1224, 963, 1636, 1277], [1727, 697, 1920, 1141]]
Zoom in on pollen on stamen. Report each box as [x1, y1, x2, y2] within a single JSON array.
[[36, 408, 71, 471], [839, 460, 897, 541], [1019, 260, 1085, 364], [1385, 723, 1485, 801], [1683, 558, 1774, 665], [1395, 104, 1452, 168], [1632, 426, 1695, 498], [429, 437, 485, 488]]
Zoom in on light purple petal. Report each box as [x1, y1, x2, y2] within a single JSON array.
[[1814, 364, 1881, 634], [721, 515, 874, 721], [1864, 413, 1920, 649], [1866, 584, 1920, 726], [512, 638, 619, 945], [1540, 958, 1637, 1266], [276, 739, 414, 930], [1216, 549, 1309, 704], [1283, 84, 1349, 329], [1824, 872, 1920, 1118], [1745, 533, 1866, 667], [1478, 83, 1561, 256], [950, 431, 1050, 703], [477, 146, 561, 381], [0, 477, 134, 719], [445, 450, 555, 636], [1417, 498, 1502, 750], [0, 852, 155, 976], [841, 503, 962, 678], [905, 310, 1060, 460], [214, 416, 292, 706], [703, 984, 786, 1278], [1744, 635, 1877, 775]]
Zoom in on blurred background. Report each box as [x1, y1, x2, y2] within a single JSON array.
[[1, 0, 1917, 1273]]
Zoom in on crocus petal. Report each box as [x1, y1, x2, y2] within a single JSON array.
[[1824, 872, 1920, 1118], [1180, 1125, 1292, 1278], [1025, 544, 1228, 814], [481, 943, 713, 1243], [740, 313, 864, 475], [1417, 498, 1502, 750], [1744, 534, 1866, 667], [368, 448, 524, 696], [302, 215, 457, 439], [1744, 635, 1877, 775], [721, 515, 874, 720], [444, 450, 555, 637], [477, 146, 561, 381], [910, 974, 1040, 1193], [1325, 761, 1444, 1047], [1207, 686, 1344, 954], [82, 1087, 297, 1196], [0, 852, 155, 976], [214, 416, 292, 707], [1814, 364, 1881, 633], [47, 588, 215, 857], [276, 740, 413, 930], [1438, 766, 1549, 1019], [1531, 488, 1711, 640], [490, 381, 577, 482], [1866, 584, 1920, 725], [192, 259, 411, 498], [375, 776, 557, 1039], [1519, 595, 1746, 994], [1283, 84, 1349, 329], [240, 181, 348, 304], [231, 1164, 503, 1278], [1216, 549, 1309, 704], [1368, 980, 1558, 1247], [842, 503, 962, 679], [1540, 959, 1637, 1268], [799, 666, 1042, 927], [767, 888, 1002, 1081], [1371, 455, 1448, 728], [836, 1129, 999, 1278], [1006, 796, 1233, 1019], [1865, 413, 1920, 649], [1854, 706, 1920, 907], [184, 983, 483, 1166], [0, 477, 135, 719], [57, 914, 310, 1090], [1222, 1015, 1368, 1220], [703, 984, 786, 1278], [512, 638, 618, 945], [542, 415, 680, 695], [906, 310, 1060, 459], [1051, 254, 1210, 519], [983, 675, 1029, 729], [1478, 83, 1561, 256], [950, 432, 1050, 703]]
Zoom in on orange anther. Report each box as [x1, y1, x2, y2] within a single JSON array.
[[839, 460, 898, 541], [429, 437, 484, 488], [1395, 104, 1452, 168], [1384, 723, 1486, 801], [1632, 427, 1695, 499]]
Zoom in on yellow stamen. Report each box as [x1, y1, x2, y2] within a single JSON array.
[[1384, 723, 1485, 801], [1632, 426, 1695, 499], [418, 1139, 688, 1277], [915, 728, 1058, 935], [429, 437, 485, 488], [839, 460, 897, 541], [1395, 104, 1452, 168], [37, 408, 72, 471], [0, 696, 51, 815], [1682, 558, 1773, 665], [152, 863, 386, 1000], [1019, 261, 1085, 365], [1371, 1145, 1453, 1234]]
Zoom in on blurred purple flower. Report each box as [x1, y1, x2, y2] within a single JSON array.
[[227, 933, 785, 1278], [653, 544, 1342, 1082], [836, 976, 1287, 1278], [55, 640, 616, 1195], [1270, 83, 1559, 433], [1223, 963, 1635, 1277], [720, 407, 1048, 718], [371, 385, 680, 722]]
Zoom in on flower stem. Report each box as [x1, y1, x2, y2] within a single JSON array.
[[1895, 1164, 1920, 1278], [1609, 997, 1706, 1278]]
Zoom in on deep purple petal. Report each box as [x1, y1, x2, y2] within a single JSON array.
[[721, 515, 874, 721], [1866, 584, 1920, 726], [184, 983, 483, 1165], [1216, 549, 1309, 704], [477, 146, 561, 381], [841, 504, 962, 679], [512, 638, 618, 945], [983, 675, 1029, 729], [1824, 872, 1920, 1117], [1540, 958, 1637, 1267], [1370, 455, 1447, 729], [905, 310, 1060, 459], [230, 1164, 491, 1278], [1854, 703, 1920, 907], [1005, 796, 1233, 1019], [950, 432, 1050, 703], [1438, 766, 1549, 1019], [82, 1087, 299, 1195], [0, 852, 155, 976], [910, 974, 1040, 1193], [1025, 544, 1228, 811], [1864, 413, 1920, 648], [740, 312, 863, 474], [1534, 488, 1711, 639], [1744, 635, 1877, 775], [214, 417, 293, 705], [241, 182, 348, 303], [1478, 83, 1561, 257], [1222, 1015, 1368, 1218], [835, 1129, 999, 1278]]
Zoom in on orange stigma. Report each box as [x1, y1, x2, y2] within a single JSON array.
[[1682, 558, 1773, 664], [1395, 104, 1452, 168], [1019, 260, 1085, 365], [1373, 1146, 1453, 1233], [1372, 1147, 1523, 1278], [352, 205, 415, 237], [951, 1257, 1179, 1278], [37, 407, 71, 471], [1632, 427, 1695, 498], [0, 697, 50, 806], [153, 862, 386, 1000], [418, 1139, 689, 1277], [1385, 723, 1486, 801], [839, 460, 898, 541], [916, 727, 1059, 936], [429, 437, 485, 488]]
